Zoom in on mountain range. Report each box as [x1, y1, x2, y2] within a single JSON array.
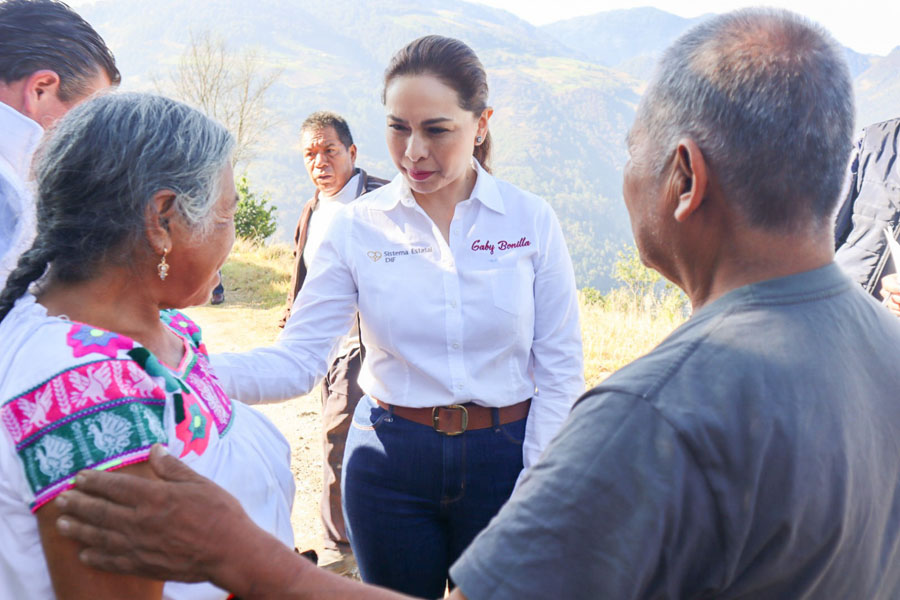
[[79, 0, 900, 290]]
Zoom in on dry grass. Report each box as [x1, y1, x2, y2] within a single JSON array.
[[184, 239, 686, 552], [187, 240, 292, 350], [580, 290, 687, 388]]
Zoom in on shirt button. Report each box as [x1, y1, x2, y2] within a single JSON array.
[[449, 301, 457, 308], [456, 383, 464, 390], [452, 343, 460, 350]]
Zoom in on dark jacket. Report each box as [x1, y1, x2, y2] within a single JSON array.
[[834, 118, 900, 297], [280, 168, 388, 326]]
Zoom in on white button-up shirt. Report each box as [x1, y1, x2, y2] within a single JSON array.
[[304, 172, 361, 270], [212, 161, 584, 466], [0, 102, 42, 289]]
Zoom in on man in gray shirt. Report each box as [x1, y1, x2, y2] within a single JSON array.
[[53, 8, 900, 600]]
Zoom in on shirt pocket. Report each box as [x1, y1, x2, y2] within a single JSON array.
[[490, 266, 522, 315]]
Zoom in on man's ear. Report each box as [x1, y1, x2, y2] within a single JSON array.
[[145, 190, 178, 255], [349, 143, 358, 166], [669, 138, 709, 222], [21, 70, 64, 126]]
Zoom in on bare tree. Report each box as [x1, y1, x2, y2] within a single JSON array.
[[161, 31, 282, 168]]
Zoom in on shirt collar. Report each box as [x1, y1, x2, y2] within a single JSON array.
[[468, 159, 505, 214], [367, 174, 407, 211], [691, 262, 852, 323], [319, 170, 361, 204], [369, 159, 505, 214], [0, 101, 43, 182]]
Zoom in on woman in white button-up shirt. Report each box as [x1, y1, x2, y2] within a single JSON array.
[[212, 35, 584, 597]]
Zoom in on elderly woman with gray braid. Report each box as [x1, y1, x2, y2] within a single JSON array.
[[0, 92, 295, 600]]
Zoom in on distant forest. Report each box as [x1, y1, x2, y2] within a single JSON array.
[[82, 0, 900, 289]]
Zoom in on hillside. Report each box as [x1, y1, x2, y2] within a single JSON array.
[[79, 1, 899, 290], [855, 47, 900, 127], [81, 0, 646, 289], [540, 7, 707, 79]]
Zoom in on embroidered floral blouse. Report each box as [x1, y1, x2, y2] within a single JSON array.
[[0, 295, 294, 600], [1, 308, 233, 510]]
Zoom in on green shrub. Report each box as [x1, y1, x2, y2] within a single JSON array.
[[234, 176, 277, 243], [612, 245, 689, 317], [613, 245, 661, 300], [581, 286, 606, 306]]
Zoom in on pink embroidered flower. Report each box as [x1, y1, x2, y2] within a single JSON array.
[[161, 310, 203, 349], [175, 391, 212, 458], [161, 310, 200, 339], [66, 324, 134, 358]]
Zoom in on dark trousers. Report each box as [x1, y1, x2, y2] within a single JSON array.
[[342, 395, 525, 598], [320, 346, 364, 553]]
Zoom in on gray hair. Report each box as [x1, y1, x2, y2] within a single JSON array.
[[634, 8, 854, 231], [0, 92, 234, 321]]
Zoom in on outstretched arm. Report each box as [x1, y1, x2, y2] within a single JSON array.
[[211, 211, 358, 404], [55, 445, 431, 600]]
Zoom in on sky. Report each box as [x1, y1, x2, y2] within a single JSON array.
[[66, 0, 899, 56], [476, 0, 900, 56]]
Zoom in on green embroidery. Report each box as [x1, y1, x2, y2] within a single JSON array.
[[71, 420, 93, 469], [19, 400, 166, 498], [127, 348, 196, 425], [128, 348, 180, 392], [85, 411, 134, 457], [33, 434, 74, 481], [187, 402, 208, 441], [181, 350, 199, 379]]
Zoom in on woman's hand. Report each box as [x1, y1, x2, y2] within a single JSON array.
[[880, 274, 900, 318]]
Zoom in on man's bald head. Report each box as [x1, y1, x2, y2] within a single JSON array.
[[633, 8, 854, 233]]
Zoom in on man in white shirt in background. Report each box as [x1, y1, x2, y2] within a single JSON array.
[[0, 0, 119, 290], [282, 111, 388, 576]]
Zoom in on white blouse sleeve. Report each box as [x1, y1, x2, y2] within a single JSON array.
[[211, 210, 358, 404], [522, 201, 585, 468]]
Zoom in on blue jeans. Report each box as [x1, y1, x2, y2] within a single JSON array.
[[342, 396, 525, 598]]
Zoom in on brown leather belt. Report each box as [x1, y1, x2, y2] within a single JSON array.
[[374, 398, 531, 436]]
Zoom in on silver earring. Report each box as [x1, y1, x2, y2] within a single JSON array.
[[476, 136, 483, 144]]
